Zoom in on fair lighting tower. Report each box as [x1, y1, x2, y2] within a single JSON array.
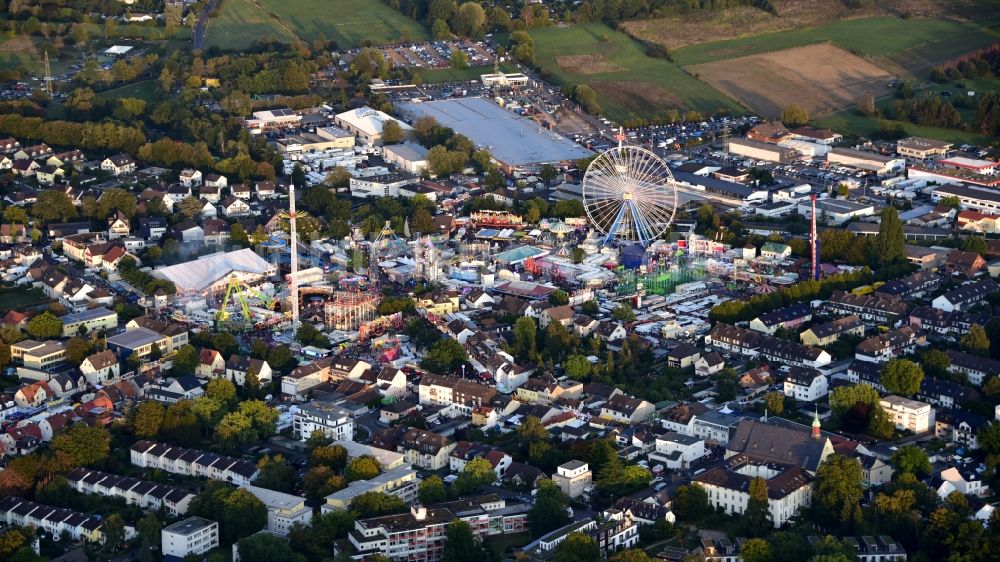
[[810, 194, 819, 281], [288, 182, 300, 330]]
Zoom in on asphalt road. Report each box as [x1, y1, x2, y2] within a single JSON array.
[[193, 0, 221, 51]]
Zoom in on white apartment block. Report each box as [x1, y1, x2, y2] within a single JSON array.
[[66, 468, 195, 516], [293, 400, 355, 442], [694, 457, 813, 528], [130, 440, 259, 486], [162, 517, 219, 558], [880, 395, 935, 434], [242, 485, 313, 536]]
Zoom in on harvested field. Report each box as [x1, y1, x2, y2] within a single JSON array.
[[623, 0, 947, 51], [688, 43, 893, 118], [555, 54, 626, 75], [591, 81, 684, 113]]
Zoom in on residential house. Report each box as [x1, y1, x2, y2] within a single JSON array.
[[932, 279, 997, 312], [667, 343, 701, 369], [179, 169, 203, 188], [224, 355, 273, 386], [130, 440, 259, 485], [694, 454, 813, 528], [854, 326, 925, 363], [292, 401, 354, 442], [600, 394, 655, 424], [67, 468, 195, 516], [0, 497, 134, 544], [196, 349, 226, 379], [551, 460, 592, 499], [800, 315, 865, 347], [418, 375, 496, 418], [821, 290, 911, 326], [231, 183, 250, 199], [204, 173, 227, 190], [220, 196, 251, 218], [15, 380, 52, 408], [101, 154, 137, 176], [79, 350, 120, 386], [749, 302, 812, 335], [695, 352, 725, 377], [395, 428, 456, 470], [241, 485, 312, 536], [946, 350, 1000, 386], [942, 250, 987, 276], [783, 367, 828, 402]]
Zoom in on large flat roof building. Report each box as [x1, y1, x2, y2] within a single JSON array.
[[335, 106, 414, 146], [396, 97, 592, 171]]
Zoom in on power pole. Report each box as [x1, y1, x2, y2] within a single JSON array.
[[288, 181, 300, 331]]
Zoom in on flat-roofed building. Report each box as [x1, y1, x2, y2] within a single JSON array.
[[897, 136, 952, 160], [552, 460, 592, 499], [383, 142, 430, 174], [276, 126, 355, 154], [245, 108, 301, 133], [727, 138, 797, 164], [162, 517, 219, 558], [242, 485, 312, 536], [321, 464, 419, 511], [293, 400, 355, 442], [940, 156, 997, 175], [828, 148, 904, 175], [11, 340, 67, 369], [797, 198, 875, 225], [61, 307, 118, 337], [880, 395, 935, 434]]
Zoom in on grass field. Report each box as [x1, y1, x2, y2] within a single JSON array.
[[815, 110, 993, 145], [528, 23, 745, 122], [95, 80, 159, 102], [689, 43, 894, 118], [673, 17, 998, 77], [207, 0, 429, 51], [0, 286, 48, 312]]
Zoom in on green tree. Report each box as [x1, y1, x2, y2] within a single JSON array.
[[421, 338, 468, 374], [254, 455, 295, 493], [978, 421, 1000, 455], [171, 344, 199, 376], [102, 513, 126, 552], [350, 491, 407, 518], [612, 303, 635, 322], [286, 510, 355, 559], [432, 18, 451, 40], [136, 512, 161, 547], [880, 359, 924, 397], [815, 454, 863, 528], [206, 377, 238, 406], [564, 354, 592, 380], [890, 445, 931, 477], [743, 476, 772, 536], [455, 457, 496, 494], [26, 312, 62, 339], [548, 289, 569, 305], [237, 532, 306, 562], [346, 456, 382, 482], [453, 2, 486, 37], [441, 520, 487, 562], [450, 49, 469, 69], [310, 444, 348, 470], [302, 466, 346, 502], [513, 316, 537, 361], [131, 400, 165, 438], [64, 337, 92, 365], [31, 190, 76, 222], [52, 424, 110, 467], [672, 484, 708, 521], [764, 391, 784, 415], [740, 538, 772, 562], [920, 348, 952, 379], [419, 475, 447, 504], [554, 532, 600, 562], [518, 416, 548, 442], [190, 483, 267, 543], [178, 195, 204, 219], [961, 324, 991, 357], [874, 206, 905, 266], [780, 104, 809, 127], [610, 550, 653, 562], [381, 120, 405, 145], [528, 479, 569, 535]]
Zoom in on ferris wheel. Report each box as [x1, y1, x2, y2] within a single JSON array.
[[582, 143, 678, 246]]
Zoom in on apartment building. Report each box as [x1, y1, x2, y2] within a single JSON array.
[[783, 367, 829, 402], [322, 464, 420, 511], [880, 395, 935, 434], [242, 485, 313, 536], [348, 495, 529, 561], [293, 400, 355, 442], [649, 432, 706, 470], [821, 290, 911, 326], [0, 496, 135, 543], [130, 440, 259, 486], [396, 428, 457, 470], [66, 468, 195, 516], [694, 455, 814, 527], [418, 375, 497, 417], [162, 517, 219, 558]]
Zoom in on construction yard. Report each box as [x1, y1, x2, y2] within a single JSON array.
[[688, 43, 894, 119]]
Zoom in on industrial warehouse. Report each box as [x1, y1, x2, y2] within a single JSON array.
[[396, 97, 593, 172]]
